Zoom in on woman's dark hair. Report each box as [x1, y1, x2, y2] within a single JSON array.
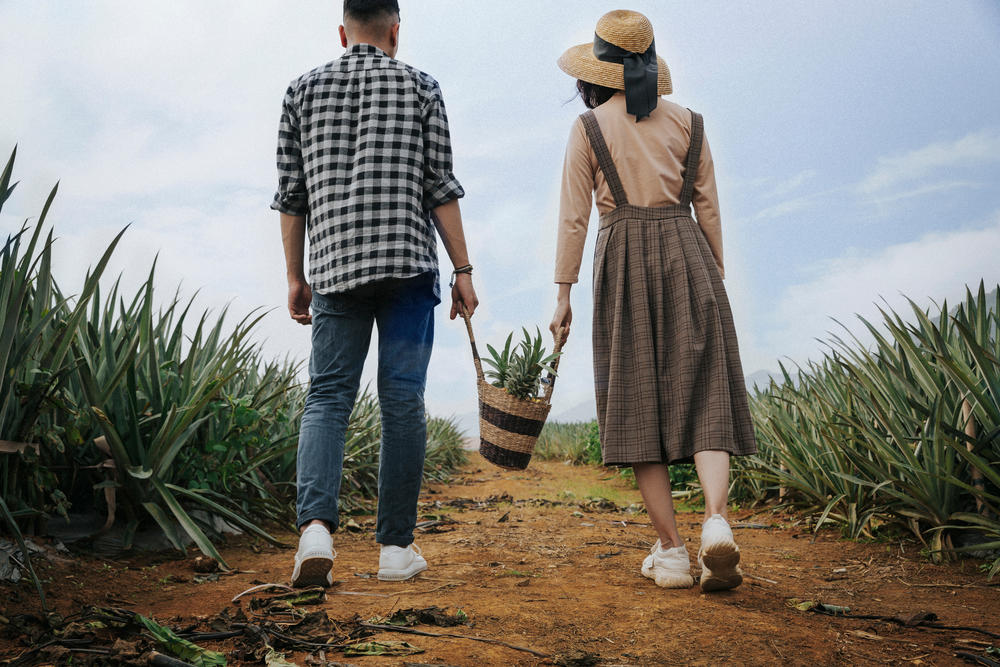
[[344, 0, 400, 23], [577, 80, 618, 109]]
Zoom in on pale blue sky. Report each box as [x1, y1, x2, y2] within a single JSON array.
[[2, 1, 999, 429]]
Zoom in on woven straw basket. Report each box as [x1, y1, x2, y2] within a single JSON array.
[[461, 311, 564, 470]]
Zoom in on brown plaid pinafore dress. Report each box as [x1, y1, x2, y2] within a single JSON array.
[[582, 109, 758, 466]]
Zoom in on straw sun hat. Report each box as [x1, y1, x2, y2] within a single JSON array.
[[558, 9, 671, 119]]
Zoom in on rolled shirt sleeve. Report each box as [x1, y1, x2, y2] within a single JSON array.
[[270, 84, 309, 216], [420, 83, 465, 211], [554, 117, 595, 284]]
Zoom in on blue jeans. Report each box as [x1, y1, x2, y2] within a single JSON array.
[[296, 272, 437, 547]]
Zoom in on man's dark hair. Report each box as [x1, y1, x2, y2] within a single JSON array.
[[577, 80, 618, 109], [344, 0, 400, 23]]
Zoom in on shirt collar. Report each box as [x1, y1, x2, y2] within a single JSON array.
[[343, 43, 389, 59]]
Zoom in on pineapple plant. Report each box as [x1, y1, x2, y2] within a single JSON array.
[[484, 327, 561, 401], [484, 332, 514, 389]]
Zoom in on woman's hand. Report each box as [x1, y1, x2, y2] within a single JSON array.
[[550, 298, 572, 343], [550, 283, 573, 341]]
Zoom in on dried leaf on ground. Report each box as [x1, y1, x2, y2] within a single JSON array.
[[265, 647, 299, 666], [554, 649, 601, 666], [898, 611, 938, 626], [785, 598, 850, 614], [370, 607, 469, 628], [191, 555, 220, 573], [343, 640, 424, 656], [130, 611, 227, 667], [250, 587, 327, 610]]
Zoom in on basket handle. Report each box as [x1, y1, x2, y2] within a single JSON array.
[[460, 306, 485, 384], [541, 328, 567, 404]]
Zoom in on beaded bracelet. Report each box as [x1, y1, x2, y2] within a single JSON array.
[[449, 264, 473, 288]]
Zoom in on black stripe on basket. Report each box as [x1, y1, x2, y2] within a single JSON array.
[[479, 400, 545, 437], [480, 439, 531, 470]]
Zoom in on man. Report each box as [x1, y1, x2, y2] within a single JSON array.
[[272, 0, 477, 586]]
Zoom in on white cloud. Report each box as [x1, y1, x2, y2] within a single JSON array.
[[750, 184, 847, 222], [864, 180, 980, 206], [752, 128, 1000, 222], [859, 129, 1000, 196], [752, 194, 816, 221], [765, 169, 818, 199], [764, 212, 1000, 366]]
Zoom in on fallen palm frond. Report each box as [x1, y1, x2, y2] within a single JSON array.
[[128, 610, 227, 667], [4, 589, 542, 665]]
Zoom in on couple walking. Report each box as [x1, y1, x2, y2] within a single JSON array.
[[272, 1, 757, 593]]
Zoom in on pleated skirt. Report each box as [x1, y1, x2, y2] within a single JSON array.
[[592, 204, 758, 466]]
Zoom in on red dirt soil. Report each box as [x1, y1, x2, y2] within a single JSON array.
[[3, 460, 999, 665]]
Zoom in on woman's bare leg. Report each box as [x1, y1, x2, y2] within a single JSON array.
[[633, 463, 683, 547], [694, 450, 730, 520], [693, 450, 742, 591]]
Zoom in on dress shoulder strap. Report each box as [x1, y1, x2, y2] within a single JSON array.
[[580, 110, 629, 207], [678, 110, 704, 207]]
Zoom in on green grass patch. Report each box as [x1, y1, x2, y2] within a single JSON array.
[[535, 421, 599, 464], [496, 569, 541, 578]]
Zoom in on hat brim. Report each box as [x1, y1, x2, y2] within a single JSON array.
[[558, 42, 672, 96]]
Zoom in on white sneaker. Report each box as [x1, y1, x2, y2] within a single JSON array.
[[377, 543, 427, 581], [641, 540, 694, 588], [698, 514, 742, 592], [291, 524, 335, 587]]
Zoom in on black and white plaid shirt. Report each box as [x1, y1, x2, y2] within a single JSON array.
[[271, 43, 464, 297]]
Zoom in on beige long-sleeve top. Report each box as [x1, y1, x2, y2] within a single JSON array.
[[555, 93, 724, 283]]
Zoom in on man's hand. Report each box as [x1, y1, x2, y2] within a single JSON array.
[[431, 200, 479, 320], [450, 272, 478, 320], [288, 279, 313, 325], [280, 213, 311, 325]]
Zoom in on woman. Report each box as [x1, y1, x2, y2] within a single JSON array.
[[550, 10, 757, 592]]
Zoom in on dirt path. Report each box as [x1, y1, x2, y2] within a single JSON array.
[[4, 460, 1000, 665]]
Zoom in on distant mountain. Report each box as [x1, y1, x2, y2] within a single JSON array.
[[745, 368, 780, 391], [552, 399, 597, 423], [949, 285, 998, 317]]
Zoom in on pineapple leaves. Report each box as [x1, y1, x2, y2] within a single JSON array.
[[483, 327, 562, 400], [483, 333, 514, 388]]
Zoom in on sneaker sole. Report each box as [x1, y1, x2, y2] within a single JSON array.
[[653, 572, 695, 588], [699, 541, 742, 592], [377, 562, 428, 582], [292, 555, 333, 587], [641, 559, 694, 589]]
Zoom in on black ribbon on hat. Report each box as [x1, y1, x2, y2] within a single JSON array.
[[593, 34, 658, 121]]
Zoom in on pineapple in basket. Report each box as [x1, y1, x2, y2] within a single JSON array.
[[484, 328, 561, 402]]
